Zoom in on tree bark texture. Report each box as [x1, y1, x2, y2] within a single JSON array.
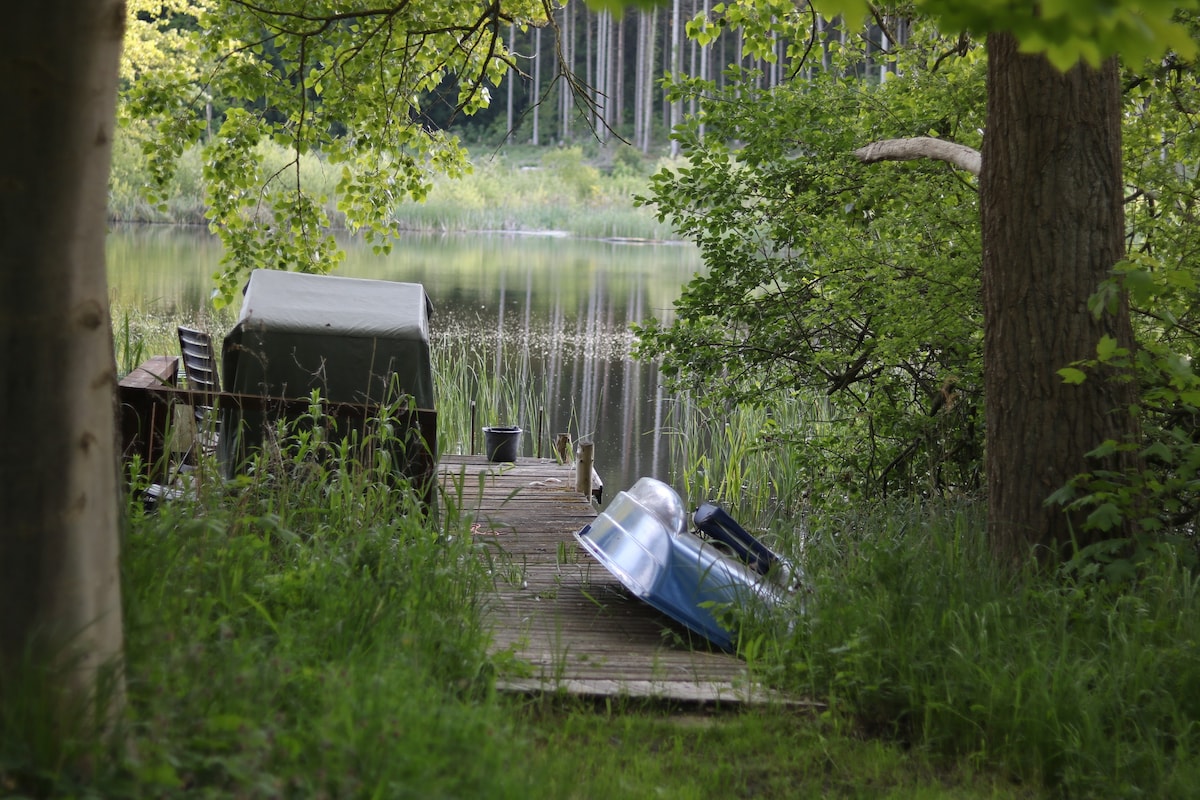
[[854, 136, 982, 176], [0, 1, 127, 733], [981, 33, 1139, 563]]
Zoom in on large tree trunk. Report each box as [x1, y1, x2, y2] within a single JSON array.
[[981, 33, 1139, 563], [0, 0, 127, 750]]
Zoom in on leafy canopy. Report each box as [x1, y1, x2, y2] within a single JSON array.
[[701, 0, 1200, 70], [638, 23, 988, 503], [122, 0, 211, 84], [126, 0, 547, 306], [643, 8, 1200, 518]]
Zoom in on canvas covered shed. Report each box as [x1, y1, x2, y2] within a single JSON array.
[[218, 269, 435, 482]]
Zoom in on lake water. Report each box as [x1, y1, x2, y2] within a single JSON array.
[[106, 225, 703, 497]]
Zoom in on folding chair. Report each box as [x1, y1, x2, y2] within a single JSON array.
[[177, 326, 221, 456]]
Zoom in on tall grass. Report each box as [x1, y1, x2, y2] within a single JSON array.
[[663, 390, 836, 524], [740, 501, 1200, 798], [656, 388, 1200, 796], [430, 336, 547, 458], [109, 414, 532, 798], [111, 301, 234, 378]]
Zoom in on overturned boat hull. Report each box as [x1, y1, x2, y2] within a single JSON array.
[[575, 478, 787, 650]]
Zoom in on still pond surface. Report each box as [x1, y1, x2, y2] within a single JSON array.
[[106, 225, 704, 497]]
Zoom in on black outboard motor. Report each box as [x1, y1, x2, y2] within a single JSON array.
[[693, 502, 796, 588]]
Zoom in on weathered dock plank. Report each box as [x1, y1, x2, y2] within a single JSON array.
[[439, 455, 783, 705]]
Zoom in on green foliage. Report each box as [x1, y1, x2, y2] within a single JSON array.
[[690, 0, 1199, 73], [541, 146, 603, 201], [112, 414, 524, 798], [611, 143, 649, 177], [805, 0, 1200, 69], [125, 1, 545, 306], [648, 9, 1200, 528], [747, 501, 1200, 796], [639, 25, 987, 507]]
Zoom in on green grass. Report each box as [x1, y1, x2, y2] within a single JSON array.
[[741, 500, 1200, 799], [1, 405, 1031, 799], [21, 301, 1198, 799], [521, 703, 1034, 799], [111, 420, 513, 798]]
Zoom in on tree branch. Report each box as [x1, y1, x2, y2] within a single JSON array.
[[853, 136, 981, 177]]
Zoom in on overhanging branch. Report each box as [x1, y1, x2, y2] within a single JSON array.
[[853, 136, 981, 177]]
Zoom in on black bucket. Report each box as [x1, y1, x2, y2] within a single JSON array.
[[483, 426, 522, 462]]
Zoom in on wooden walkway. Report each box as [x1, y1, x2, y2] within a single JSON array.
[[439, 454, 779, 705]]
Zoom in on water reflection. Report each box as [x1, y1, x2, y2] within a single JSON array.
[[107, 226, 702, 496]]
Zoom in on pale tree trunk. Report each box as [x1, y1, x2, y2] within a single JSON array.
[[532, 26, 541, 145], [640, 9, 659, 152], [507, 21, 516, 141], [981, 33, 1139, 563], [559, 4, 573, 142], [0, 0, 127, 749], [594, 10, 609, 139], [669, 0, 683, 157], [633, 10, 645, 150], [614, 16, 626, 137]]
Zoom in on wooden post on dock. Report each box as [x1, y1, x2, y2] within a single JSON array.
[[555, 432, 571, 464], [575, 440, 594, 499]]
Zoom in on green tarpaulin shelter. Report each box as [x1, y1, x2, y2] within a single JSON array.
[[218, 269, 435, 477]]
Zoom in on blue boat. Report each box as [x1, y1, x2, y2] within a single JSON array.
[[574, 477, 797, 650]]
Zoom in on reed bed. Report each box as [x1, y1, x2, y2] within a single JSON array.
[[431, 335, 547, 458], [109, 136, 677, 241], [662, 390, 837, 524]]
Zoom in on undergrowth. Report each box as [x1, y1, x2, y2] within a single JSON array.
[[30, 310, 1200, 798], [113, 419, 523, 798], [741, 501, 1200, 798]]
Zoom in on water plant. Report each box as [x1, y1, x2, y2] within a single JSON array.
[[662, 389, 836, 525]]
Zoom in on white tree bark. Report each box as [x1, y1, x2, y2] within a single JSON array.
[[853, 136, 982, 176], [1, 0, 127, 741]]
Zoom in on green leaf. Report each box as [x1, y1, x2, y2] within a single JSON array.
[[1058, 367, 1088, 384], [1096, 335, 1119, 362], [1140, 441, 1174, 463], [1086, 439, 1120, 459], [810, 0, 869, 24], [1120, 267, 1156, 305], [1085, 502, 1122, 532]]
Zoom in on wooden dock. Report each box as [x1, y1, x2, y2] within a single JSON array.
[[440, 454, 780, 705]]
